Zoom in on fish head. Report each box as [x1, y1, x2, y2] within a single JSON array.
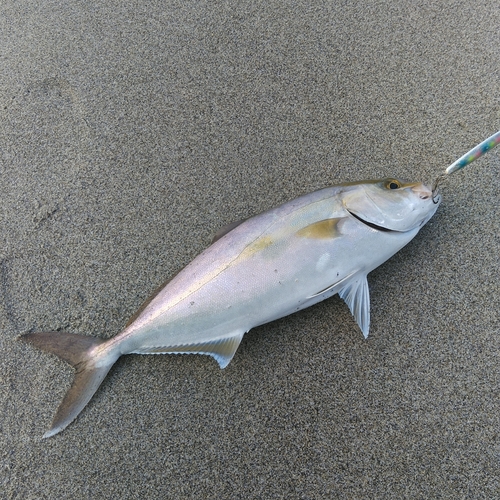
[[342, 178, 440, 232]]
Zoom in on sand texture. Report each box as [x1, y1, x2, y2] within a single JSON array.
[[1, 1, 499, 498]]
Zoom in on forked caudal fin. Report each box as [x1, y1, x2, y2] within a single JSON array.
[[20, 331, 120, 438]]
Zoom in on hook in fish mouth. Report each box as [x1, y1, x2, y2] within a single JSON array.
[[432, 174, 446, 204], [432, 191, 441, 204]]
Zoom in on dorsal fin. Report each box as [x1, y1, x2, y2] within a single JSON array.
[[211, 219, 247, 243], [127, 217, 247, 328], [339, 276, 371, 338], [125, 273, 178, 327]]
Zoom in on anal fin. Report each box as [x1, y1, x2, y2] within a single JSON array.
[[339, 275, 371, 338], [131, 332, 245, 369]]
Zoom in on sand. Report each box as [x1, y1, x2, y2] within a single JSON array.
[[1, 0, 499, 498]]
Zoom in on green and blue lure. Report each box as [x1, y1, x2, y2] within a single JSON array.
[[446, 130, 500, 175], [433, 130, 500, 197]]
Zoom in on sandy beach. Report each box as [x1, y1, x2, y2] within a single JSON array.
[[1, 0, 499, 497]]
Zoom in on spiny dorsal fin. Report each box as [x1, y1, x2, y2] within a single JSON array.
[[338, 276, 370, 338], [211, 219, 247, 243]]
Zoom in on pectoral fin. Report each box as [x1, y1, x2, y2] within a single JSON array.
[[339, 276, 370, 338], [296, 218, 344, 239], [131, 331, 245, 369]]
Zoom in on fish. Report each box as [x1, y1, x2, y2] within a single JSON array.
[[21, 177, 440, 437]]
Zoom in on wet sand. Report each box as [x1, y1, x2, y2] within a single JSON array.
[[1, 1, 499, 497]]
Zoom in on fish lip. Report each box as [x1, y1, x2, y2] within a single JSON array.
[[346, 209, 394, 232]]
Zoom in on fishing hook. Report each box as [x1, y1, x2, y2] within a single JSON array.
[[432, 174, 446, 204]]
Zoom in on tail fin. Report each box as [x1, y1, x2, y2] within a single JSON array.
[[20, 331, 120, 438]]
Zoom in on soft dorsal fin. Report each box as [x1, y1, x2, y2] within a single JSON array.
[[211, 219, 247, 243], [125, 274, 176, 327], [131, 331, 245, 369], [127, 218, 248, 328], [339, 276, 370, 338]]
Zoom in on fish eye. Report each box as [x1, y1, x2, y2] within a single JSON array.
[[385, 179, 401, 190]]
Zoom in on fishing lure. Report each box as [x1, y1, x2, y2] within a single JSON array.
[[433, 130, 500, 196]]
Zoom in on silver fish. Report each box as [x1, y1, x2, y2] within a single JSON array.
[[21, 178, 440, 437]]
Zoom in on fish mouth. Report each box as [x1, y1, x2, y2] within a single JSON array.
[[346, 210, 393, 232]]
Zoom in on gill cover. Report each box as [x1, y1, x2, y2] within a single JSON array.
[[342, 179, 437, 232]]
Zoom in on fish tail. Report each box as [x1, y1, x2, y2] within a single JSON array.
[[20, 331, 120, 438]]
